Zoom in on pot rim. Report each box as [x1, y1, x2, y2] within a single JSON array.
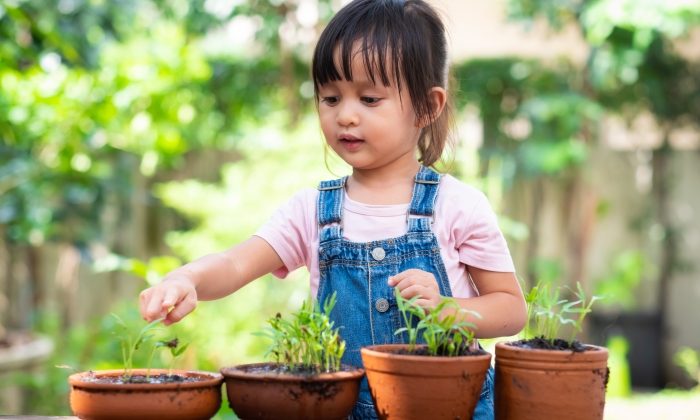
[[220, 362, 365, 381], [495, 341, 609, 361], [361, 344, 492, 363], [68, 369, 223, 390]]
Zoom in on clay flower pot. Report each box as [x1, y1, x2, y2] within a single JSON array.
[[361, 344, 492, 420], [221, 363, 365, 420], [68, 369, 223, 420], [494, 342, 609, 420]]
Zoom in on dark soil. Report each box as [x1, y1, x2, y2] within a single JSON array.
[[81, 373, 202, 384], [391, 344, 489, 357], [235, 363, 359, 377], [509, 336, 587, 352]]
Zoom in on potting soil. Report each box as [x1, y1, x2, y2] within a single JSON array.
[[390, 345, 489, 357], [81, 373, 201, 384], [234, 363, 359, 377], [509, 336, 588, 352]]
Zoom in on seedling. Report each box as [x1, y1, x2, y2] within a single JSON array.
[[254, 291, 346, 373], [522, 282, 606, 345], [566, 282, 606, 342], [394, 287, 481, 357], [111, 313, 164, 381], [155, 338, 191, 377]]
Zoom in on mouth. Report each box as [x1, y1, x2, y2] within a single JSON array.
[[339, 135, 364, 150]]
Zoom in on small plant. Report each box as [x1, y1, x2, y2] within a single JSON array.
[[158, 338, 191, 377], [254, 291, 346, 373], [145, 337, 189, 380], [522, 281, 606, 345], [394, 287, 481, 357], [111, 313, 165, 381]]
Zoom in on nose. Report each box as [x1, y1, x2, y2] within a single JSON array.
[[336, 100, 359, 127]]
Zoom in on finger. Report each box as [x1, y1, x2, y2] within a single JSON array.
[[139, 290, 151, 320], [145, 289, 170, 322], [399, 284, 430, 300], [161, 289, 179, 309], [414, 298, 434, 307], [396, 273, 438, 292], [388, 269, 430, 286], [164, 293, 196, 326]]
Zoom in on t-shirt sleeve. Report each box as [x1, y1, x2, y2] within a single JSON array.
[[457, 195, 515, 273], [254, 189, 315, 279]]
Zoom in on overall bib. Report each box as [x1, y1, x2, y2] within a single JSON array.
[[317, 166, 495, 420]]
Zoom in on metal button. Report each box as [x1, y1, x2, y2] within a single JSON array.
[[371, 247, 386, 261], [375, 298, 389, 313]]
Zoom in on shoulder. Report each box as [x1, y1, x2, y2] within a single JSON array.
[[280, 187, 318, 206], [438, 174, 487, 209], [435, 174, 496, 233]]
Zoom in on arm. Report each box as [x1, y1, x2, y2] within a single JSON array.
[[139, 236, 283, 326], [388, 266, 527, 338]]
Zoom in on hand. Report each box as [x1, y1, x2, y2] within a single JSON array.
[[387, 269, 443, 308], [139, 274, 197, 327]]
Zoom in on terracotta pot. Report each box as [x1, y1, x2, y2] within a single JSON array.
[[68, 369, 223, 420], [494, 342, 609, 420], [361, 344, 492, 420], [221, 363, 365, 420]]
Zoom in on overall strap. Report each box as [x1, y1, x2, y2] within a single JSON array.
[[317, 176, 348, 242], [407, 166, 443, 233]]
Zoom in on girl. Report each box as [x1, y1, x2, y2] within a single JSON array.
[[140, 1, 527, 419]]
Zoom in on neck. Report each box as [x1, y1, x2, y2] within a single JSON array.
[[346, 154, 422, 205]]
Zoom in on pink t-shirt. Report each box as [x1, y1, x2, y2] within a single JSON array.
[[254, 174, 515, 299]]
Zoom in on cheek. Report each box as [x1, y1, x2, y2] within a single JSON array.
[[318, 108, 333, 128], [318, 109, 338, 142]]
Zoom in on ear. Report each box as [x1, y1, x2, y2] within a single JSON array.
[[415, 87, 447, 128]]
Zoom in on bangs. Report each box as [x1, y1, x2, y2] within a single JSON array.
[[312, 1, 406, 94]]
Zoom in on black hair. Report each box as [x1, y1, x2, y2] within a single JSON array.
[[312, 0, 455, 168]]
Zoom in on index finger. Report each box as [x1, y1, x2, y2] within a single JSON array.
[[144, 288, 170, 322]]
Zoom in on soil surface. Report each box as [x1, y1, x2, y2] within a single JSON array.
[[390, 345, 489, 357], [80, 373, 203, 384], [509, 336, 587, 352], [233, 363, 359, 377]]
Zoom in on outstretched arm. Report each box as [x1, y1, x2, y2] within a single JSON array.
[[388, 266, 527, 339], [139, 236, 283, 326]]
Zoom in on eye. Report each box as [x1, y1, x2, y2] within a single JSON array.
[[321, 97, 339, 105], [361, 97, 381, 105]]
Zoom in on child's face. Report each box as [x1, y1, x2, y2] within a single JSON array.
[[317, 47, 422, 171]]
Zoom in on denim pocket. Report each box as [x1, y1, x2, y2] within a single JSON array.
[[350, 400, 379, 420]]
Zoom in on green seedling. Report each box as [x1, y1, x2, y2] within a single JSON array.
[[523, 282, 606, 345], [153, 338, 191, 377], [111, 313, 165, 381], [566, 282, 607, 342], [532, 283, 576, 344], [394, 286, 481, 357], [395, 291, 422, 352], [254, 291, 346, 373], [523, 280, 544, 340]]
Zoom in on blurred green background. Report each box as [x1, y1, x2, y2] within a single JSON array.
[[0, 0, 699, 417]]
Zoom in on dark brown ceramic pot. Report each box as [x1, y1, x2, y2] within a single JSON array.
[[361, 344, 492, 420], [221, 363, 365, 420], [68, 369, 223, 420], [494, 342, 609, 420]]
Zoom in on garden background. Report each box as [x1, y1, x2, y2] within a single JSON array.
[[1, 0, 699, 418]]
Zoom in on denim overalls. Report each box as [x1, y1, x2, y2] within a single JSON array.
[[317, 166, 495, 420]]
